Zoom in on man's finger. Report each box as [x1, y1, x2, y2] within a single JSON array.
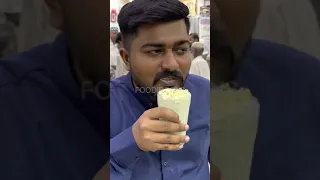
[[147, 120, 188, 133], [151, 132, 190, 144], [153, 143, 184, 151], [146, 107, 180, 123]]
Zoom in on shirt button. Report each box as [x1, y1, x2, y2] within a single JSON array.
[[149, 103, 153, 107], [163, 161, 167, 166]]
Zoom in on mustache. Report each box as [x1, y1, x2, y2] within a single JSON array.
[[153, 71, 183, 84]]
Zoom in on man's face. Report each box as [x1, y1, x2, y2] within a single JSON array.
[[110, 30, 118, 42], [189, 36, 195, 44], [123, 20, 191, 92]]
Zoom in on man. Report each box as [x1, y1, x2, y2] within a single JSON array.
[[110, 0, 211, 180], [110, 36, 119, 79], [114, 32, 122, 49], [189, 42, 210, 80], [211, 0, 320, 180], [189, 33, 199, 44], [114, 32, 128, 78], [111, 31, 121, 79], [0, 0, 109, 179], [110, 26, 119, 44], [17, 0, 58, 52]]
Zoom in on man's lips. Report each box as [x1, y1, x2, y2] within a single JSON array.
[[159, 78, 179, 87]]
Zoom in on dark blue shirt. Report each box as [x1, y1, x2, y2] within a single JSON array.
[[110, 73, 210, 179], [236, 40, 320, 180], [0, 34, 108, 180]]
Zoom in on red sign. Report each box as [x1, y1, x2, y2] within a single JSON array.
[[111, 9, 117, 23]]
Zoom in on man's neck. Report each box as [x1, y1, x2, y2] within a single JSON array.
[[131, 78, 157, 106]]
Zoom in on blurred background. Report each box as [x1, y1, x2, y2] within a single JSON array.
[[253, 0, 320, 60], [0, 0, 58, 59], [1, 0, 319, 64]]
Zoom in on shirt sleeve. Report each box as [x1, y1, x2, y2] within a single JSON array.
[[110, 127, 143, 177], [110, 127, 143, 167]]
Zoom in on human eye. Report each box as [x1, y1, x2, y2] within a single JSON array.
[[145, 49, 164, 56], [174, 48, 189, 55]]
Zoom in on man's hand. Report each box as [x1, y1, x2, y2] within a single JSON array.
[[93, 161, 110, 180], [132, 107, 190, 152]]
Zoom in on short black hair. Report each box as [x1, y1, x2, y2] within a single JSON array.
[[115, 32, 122, 44], [118, 0, 190, 50], [190, 33, 199, 41]]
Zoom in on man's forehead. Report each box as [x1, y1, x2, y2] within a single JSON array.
[[135, 20, 188, 41], [134, 37, 190, 49]]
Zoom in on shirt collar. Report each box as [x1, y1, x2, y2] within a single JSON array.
[[121, 72, 156, 109]]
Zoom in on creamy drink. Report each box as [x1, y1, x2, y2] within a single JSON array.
[[157, 88, 191, 136]]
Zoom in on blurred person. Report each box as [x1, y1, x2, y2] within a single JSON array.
[[189, 32, 199, 44], [0, 21, 14, 58], [0, 0, 22, 58], [111, 0, 213, 179], [211, 0, 320, 180], [110, 28, 120, 72], [189, 42, 210, 80], [114, 32, 128, 78], [110, 26, 119, 44], [114, 32, 123, 49], [110, 37, 118, 79], [253, 0, 320, 59], [17, 0, 59, 52], [110, 32, 121, 79], [0, 0, 110, 179], [206, 53, 210, 66], [0, 0, 23, 13]]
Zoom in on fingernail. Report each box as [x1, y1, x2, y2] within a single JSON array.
[[185, 136, 190, 143], [179, 144, 184, 149], [185, 124, 189, 130]]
